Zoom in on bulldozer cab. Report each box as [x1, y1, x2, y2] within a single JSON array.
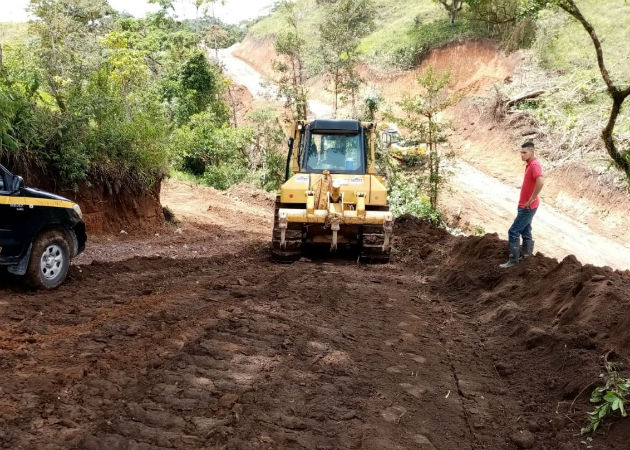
[[288, 119, 376, 179], [301, 120, 367, 174]]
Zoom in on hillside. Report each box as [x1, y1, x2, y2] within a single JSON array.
[[234, 0, 630, 249], [248, 0, 629, 161]]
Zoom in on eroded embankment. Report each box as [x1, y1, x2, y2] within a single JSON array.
[[396, 214, 630, 447]]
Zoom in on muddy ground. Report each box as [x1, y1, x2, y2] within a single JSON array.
[[1, 182, 628, 449]]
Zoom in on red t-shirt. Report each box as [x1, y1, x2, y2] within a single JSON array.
[[519, 157, 543, 208]]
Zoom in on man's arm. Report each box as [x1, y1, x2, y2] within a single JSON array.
[[523, 175, 544, 208]]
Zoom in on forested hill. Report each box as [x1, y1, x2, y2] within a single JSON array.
[[0, 2, 247, 193]]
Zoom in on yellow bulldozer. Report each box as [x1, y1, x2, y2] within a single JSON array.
[[379, 125, 427, 165], [272, 119, 393, 263]]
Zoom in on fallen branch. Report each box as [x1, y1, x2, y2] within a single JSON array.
[[506, 90, 545, 108]]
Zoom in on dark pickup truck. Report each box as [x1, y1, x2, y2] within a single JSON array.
[[0, 164, 87, 289]]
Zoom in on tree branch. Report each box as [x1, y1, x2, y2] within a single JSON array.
[[506, 90, 545, 108], [558, 0, 615, 93]]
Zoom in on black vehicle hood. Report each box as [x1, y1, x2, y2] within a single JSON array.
[[22, 187, 74, 203]]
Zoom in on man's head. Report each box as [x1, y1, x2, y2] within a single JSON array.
[[520, 140, 535, 162]]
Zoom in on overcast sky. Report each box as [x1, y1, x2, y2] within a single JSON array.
[[0, 0, 276, 24]]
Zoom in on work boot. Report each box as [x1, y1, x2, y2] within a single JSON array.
[[499, 243, 520, 268], [522, 239, 534, 258]]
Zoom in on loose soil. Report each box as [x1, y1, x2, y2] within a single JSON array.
[[1, 180, 629, 450]]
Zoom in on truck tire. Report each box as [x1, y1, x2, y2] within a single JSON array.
[[26, 231, 71, 289]]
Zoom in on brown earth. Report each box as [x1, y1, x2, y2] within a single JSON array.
[[1, 179, 628, 450]]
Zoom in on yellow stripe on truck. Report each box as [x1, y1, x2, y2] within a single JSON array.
[[0, 195, 74, 209]]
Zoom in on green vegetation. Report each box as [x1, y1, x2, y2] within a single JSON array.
[[170, 106, 286, 192], [581, 358, 629, 434], [0, 1, 278, 194], [252, 0, 487, 70], [388, 67, 453, 209], [388, 175, 443, 224]]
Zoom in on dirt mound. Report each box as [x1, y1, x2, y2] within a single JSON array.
[[225, 183, 276, 210], [395, 216, 630, 355], [392, 215, 629, 448]]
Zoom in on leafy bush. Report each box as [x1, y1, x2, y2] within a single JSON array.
[[581, 361, 630, 434], [388, 175, 442, 224], [202, 162, 249, 190], [171, 109, 253, 190]]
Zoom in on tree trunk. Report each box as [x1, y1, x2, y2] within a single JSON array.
[[559, 0, 630, 188], [602, 90, 630, 181]]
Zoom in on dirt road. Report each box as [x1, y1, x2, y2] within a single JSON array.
[[1, 180, 628, 450], [447, 161, 630, 269], [220, 44, 629, 270]]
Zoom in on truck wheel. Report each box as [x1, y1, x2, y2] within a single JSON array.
[[26, 231, 71, 289]]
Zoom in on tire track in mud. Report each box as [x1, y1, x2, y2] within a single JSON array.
[[1, 250, 482, 449]]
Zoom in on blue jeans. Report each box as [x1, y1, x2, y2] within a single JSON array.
[[508, 207, 537, 244]]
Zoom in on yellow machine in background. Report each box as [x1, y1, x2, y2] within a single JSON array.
[[379, 125, 427, 165], [272, 119, 393, 262]]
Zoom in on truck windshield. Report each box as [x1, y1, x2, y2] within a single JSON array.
[[305, 133, 363, 173]]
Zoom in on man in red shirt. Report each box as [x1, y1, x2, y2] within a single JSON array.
[[500, 141, 545, 268]]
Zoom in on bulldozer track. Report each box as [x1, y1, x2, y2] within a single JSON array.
[[271, 196, 302, 262], [359, 225, 391, 263]]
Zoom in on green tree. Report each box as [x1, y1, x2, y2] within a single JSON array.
[[272, 1, 309, 120], [434, 0, 464, 26], [391, 67, 452, 209], [28, 0, 115, 111], [319, 0, 375, 118], [247, 108, 285, 191]]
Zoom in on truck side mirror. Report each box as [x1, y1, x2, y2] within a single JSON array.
[[12, 175, 24, 193], [287, 137, 294, 149]]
